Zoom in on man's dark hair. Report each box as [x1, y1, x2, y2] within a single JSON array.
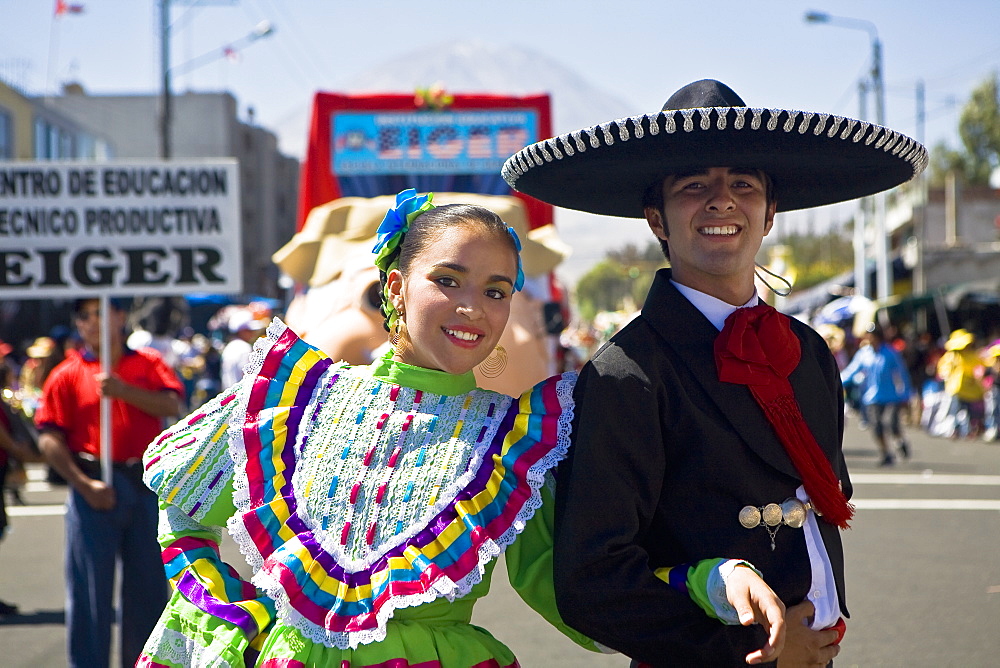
[[641, 169, 777, 261], [73, 297, 131, 314]]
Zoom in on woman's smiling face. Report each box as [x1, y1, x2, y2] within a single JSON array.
[[387, 223, 518, 375]]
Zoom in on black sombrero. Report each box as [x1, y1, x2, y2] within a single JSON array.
[[502, 79, 928, 217]]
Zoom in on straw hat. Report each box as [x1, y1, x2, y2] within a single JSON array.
[[944, 328, 975, 351], [273, 192, 569, 286], [26, 337, 57, 359]]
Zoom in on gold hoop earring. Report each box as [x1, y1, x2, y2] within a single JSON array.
[[389, 313, 406, 350], [478, 344, 507, 378]]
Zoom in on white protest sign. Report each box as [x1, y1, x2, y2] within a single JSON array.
[[0, 160, 242, 298]]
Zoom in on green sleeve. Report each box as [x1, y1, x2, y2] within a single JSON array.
[[140, 387, 277, 665], [504, 480, 603, 652], [653, 558, 761, 624]]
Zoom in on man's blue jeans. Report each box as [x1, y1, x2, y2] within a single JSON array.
[[64, 467, 168, 668]]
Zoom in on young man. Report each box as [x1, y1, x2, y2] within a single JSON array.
[[840, 326, 913, 466], [35, 298, 184, 668], [503, 80, 927, 666]]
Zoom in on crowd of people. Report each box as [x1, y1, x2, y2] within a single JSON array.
[[0, 300, 276, 633], [821, 321, 1000, 465]]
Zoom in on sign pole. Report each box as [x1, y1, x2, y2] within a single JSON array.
[[99, 293, 113, 485]]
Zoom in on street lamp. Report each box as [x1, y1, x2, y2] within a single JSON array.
[[171, 21, 275, 77], [805, 11, 891, 303], [159, 0, 275, 158]]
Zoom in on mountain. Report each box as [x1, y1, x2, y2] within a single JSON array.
[[276, 40, 653, 285], [346, 41, 657, 285], [341, 40, 636, 137]]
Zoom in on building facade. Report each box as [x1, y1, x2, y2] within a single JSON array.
[[1, 79, 118, 349], [45, 85, 299, 299], [1, 78, 299, 352], [0, 79, 112, 160]]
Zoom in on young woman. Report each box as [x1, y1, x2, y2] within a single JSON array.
[[138, 190, 784, 667]]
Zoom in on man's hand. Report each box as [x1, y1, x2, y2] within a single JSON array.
[[78, 477, 117, 511], [776, 600, 842, 667], [95, 372, 128, 399], [725, 564, 786, 665], [94, 372, 181, 417]]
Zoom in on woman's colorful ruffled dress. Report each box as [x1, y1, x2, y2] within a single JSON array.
[[137, 319, 596, 667]]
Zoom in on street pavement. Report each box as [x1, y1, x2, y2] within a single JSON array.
[[2, 417, 999, 667]]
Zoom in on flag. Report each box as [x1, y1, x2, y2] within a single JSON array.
[[376, 127, 403, 160], [54, 0, 85, 16], [467, 126, 494, 159], [497, 126, 529, 156], [425, 126, 462, 160]]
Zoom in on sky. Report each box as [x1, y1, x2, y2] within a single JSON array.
[[2, 0, 999, 282]]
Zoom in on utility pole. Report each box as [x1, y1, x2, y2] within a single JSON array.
[[160, 0, 172, 159], [855, 79, 869, 300], [913, 79, 927, 331], [805, 11, 891, 302], [871, 35, 891, 302]]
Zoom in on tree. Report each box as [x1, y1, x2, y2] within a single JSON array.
[[574, 260, 633, 322], [767, 230, 854, 291], [958, 73, 1000, 184], [574, 242, 665, 321], [930, 72, 1000, 186]]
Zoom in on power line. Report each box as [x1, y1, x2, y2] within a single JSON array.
[[244, 0, 330, 87], [918, 46, 1000, 87], [826, 58, 877, 118]]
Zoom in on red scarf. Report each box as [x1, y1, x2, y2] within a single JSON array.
[[714, 304, 853, 529]]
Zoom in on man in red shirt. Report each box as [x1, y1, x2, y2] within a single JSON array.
[[36, 297, 183, 668]]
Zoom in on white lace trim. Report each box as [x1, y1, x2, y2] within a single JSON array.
[[254, 371, 575, 649], [161, 503, 222, 545], [224, 319, 577, 650], [289, 378, 513, 571], [143, 624, 234, 668], [144, 387, 240, 523], [227, 318, 297, 574]]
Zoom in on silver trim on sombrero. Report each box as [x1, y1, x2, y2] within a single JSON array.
[[839, 118, 857, 140], [558, 135, 575, 157], [780, 110, 795, 132], [767, 108, 781, 131], [852, 122, 870, 143], [813, 113, 829, 135], [588, 128, 600, 148], [631, 115, 645, 139], [715, 107, 729, 130], [826, 115, 844, 138], [797, 112, 814, 134], [733, 107, 747, 130], [500, 106, 930, 190]]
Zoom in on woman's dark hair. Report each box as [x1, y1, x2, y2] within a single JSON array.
[[377, 203, 517, 331]]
